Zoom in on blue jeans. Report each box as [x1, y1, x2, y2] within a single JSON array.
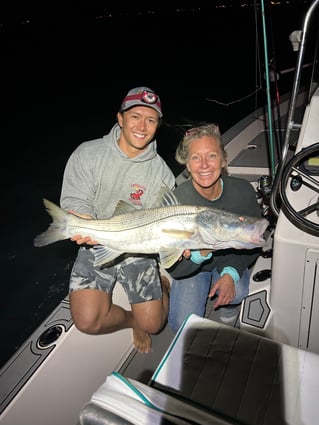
[[168, 268, 250, 332]]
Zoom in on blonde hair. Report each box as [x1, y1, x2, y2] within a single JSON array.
[[175, 123, 228, 173]]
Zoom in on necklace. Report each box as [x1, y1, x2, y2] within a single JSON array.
[[211, 178, 224, 201]]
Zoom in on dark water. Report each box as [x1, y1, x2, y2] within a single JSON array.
[[1, 3, 312, 367]]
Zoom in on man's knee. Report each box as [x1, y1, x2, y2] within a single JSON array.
[[71, 308, 103, 334], [70, 289, 110, 334], [134, 304, 166, 334], [146, 320, 163, 334]]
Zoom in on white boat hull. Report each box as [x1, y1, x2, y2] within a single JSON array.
[[0, 286, 133, 425]]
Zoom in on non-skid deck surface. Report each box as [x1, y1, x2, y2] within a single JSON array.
[[119, 298, 240, 384]]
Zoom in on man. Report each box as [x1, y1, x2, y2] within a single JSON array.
[[60, 87, 175, 353]]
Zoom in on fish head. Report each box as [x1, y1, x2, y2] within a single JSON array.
[[197, 209, 269, 249]]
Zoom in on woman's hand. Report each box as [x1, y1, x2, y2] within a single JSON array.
[[209, 274, 236, 309], [181, 249, 214, 260]]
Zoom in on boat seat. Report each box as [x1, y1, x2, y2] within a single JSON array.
[[79, 314, 319, 425], [151, 314, 319, 425], [78, 370, 231, 425]]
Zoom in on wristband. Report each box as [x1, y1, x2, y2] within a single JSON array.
[[220, 266, 240, 285], [190, 250, 213, 265]]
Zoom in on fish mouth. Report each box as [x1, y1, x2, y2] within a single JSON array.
[[251, 235, 266, 245], [250, 219, 269, 244], [256, 218, 269, 233], [229, 218, 269, 244]]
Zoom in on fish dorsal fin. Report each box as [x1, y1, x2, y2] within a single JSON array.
[[113, 200, 137, 216], [157, 185, 180, 208], [111, 184, 178, 216]]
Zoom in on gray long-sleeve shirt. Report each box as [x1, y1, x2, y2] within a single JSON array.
[[60, 124, 175, 219]]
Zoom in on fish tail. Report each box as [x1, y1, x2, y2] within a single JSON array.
[[34, 199, 70, 247]]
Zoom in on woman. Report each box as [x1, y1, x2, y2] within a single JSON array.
[[167, 123, 263, 332]]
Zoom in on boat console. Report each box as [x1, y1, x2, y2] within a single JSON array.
[[240, 86, 319, 353]]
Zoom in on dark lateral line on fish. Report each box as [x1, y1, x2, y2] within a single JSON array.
[[67, 210, 201, 232]]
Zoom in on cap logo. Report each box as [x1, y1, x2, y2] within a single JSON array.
[[123, 90, 159, 106], [141, 90, 158, 104], [121, 88, 162, 116]]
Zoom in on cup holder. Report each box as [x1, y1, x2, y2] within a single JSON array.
[[37, 325, 64, 349], [253, 269, 271, 282]]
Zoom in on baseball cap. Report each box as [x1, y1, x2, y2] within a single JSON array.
[[120, 87, 162, 117]]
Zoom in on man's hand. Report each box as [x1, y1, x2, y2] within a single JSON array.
[[70, 235, 98, 245], [68, 210, 98, 245], [68, 210, 92, 219], [181, 249, 191, 260]]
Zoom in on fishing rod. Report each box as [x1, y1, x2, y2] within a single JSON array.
[[259, 0, 276, 182]]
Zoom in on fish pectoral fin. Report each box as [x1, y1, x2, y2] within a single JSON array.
[[161, 229, 194, 239], [159, 249, 185, 269], [92, 245, 123, 266]]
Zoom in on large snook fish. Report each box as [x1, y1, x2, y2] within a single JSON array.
[[34, 189, 269, 269]]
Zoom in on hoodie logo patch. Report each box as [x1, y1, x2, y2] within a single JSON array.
[[129, 184, 145, 205]]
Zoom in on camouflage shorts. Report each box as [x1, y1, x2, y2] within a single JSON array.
[[69, 246, 162, 304]]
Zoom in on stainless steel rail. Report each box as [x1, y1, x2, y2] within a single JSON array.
[[270, 0, 319, 217]]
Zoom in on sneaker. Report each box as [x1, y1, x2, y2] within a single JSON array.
[[219, 304, 241, 324]]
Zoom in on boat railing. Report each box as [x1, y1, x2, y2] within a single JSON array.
[[270, 0, 319, 217]]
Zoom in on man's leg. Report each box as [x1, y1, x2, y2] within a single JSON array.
[[168, 272, 212, 333], [131, 275, 170, 353], [70, 288, 133, 333], [120, 258, 170, 353], [69, 249, 168, 353], [70, 279, 169, 354], [69, 246, 120, 333]]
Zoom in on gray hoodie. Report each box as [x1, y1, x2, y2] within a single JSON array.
[[60, 124, 175, 219]]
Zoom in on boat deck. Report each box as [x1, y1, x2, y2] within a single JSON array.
[[119, 298, 239, 384], [222, 90, 306, 182]]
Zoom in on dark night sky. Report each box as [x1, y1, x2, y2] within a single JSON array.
[[0, 1, 312, 24]]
